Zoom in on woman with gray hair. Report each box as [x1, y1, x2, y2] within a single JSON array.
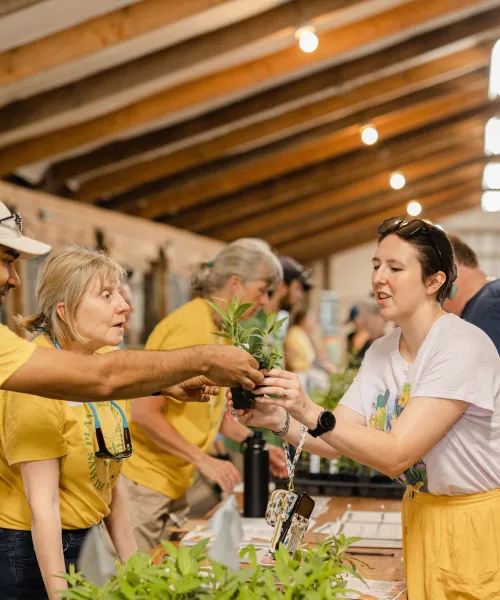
[[121, 238, 284, 552]]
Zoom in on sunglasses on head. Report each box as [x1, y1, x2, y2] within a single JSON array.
[[377, 217, 444, 272], [87, 401, 133, 460], [0, 212, 23, 234]]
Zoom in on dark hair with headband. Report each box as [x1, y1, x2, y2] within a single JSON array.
[[377, 217, 458, 304]]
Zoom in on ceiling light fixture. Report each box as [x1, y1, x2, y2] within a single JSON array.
[[389, 172, 406, 190], [296, 26, 319, 53], [483, 163, 500, 189], [482, 190, 500, 212], [360, 124, 379, 145], [407, 201, 422, 217], [489, 40, 500, 99], [485, 117, 500, 155]]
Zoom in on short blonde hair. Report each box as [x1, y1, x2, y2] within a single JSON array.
[[191, 238, 283, 298], [19, 244, 126, 345]]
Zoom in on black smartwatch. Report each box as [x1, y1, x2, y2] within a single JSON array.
[[307, 410, 336, 438]]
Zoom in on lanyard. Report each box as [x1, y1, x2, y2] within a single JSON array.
[[283, 424, 307, 492]]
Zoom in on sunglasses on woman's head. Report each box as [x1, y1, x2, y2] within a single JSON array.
[[377, 217, 445, 272]]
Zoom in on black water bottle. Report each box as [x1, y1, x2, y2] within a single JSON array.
[[243, 431, 269, 517]]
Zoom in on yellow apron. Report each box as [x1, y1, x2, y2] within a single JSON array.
[[402, 485, 500, 599]]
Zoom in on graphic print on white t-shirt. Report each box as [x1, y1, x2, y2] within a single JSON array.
[[368, 382, 427, 487], [340, 313, 500, 495]]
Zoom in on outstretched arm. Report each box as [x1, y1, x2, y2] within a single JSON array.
[[4, 345, 263, 401], [256, 369, 468, 478]]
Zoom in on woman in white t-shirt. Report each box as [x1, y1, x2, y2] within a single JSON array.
[[231, 217, 500, 600]]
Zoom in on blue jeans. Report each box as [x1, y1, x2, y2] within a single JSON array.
[[0, 527, 89, 600]]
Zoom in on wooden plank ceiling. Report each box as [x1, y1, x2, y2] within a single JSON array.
[[1, 0, 499, 262]]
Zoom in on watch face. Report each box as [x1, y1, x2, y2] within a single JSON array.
[[319, 411, 335, 431]]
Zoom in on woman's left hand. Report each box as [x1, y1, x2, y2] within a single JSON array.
[[254, 368, 313, 421]]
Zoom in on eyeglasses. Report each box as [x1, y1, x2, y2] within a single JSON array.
[[0, 212, 23, 234], [88, 401, 133, 460], [377, 217, 444, 272]]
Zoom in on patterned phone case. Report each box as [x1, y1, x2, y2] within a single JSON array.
[[265, 489, 297, 526]]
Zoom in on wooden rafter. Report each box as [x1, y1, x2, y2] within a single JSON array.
[[0, 0, 361, 145], [74, 44, 491, 203], [267, 155, 485, 248], [119, 74, 488, 219], [279, 190, 481, 261], [0, 0, 492, 175], [170, 107, 493, 233], [215, 141, 485, 243], [0, 0, 232, 86], [0, 0, 41, 17], [42, 4, 500, 193]]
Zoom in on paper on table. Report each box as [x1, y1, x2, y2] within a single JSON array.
[[341, 577, 406, 599], [314, 510, 402, 549]]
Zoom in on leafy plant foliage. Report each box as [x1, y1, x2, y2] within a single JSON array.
[[59, 534, 363, 599], [206, 298, 287, 370]]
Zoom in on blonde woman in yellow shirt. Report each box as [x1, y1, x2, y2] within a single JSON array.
[[0, 246, 138, 600], [0, 202, 263, 408], [122, 238, 284, 552]]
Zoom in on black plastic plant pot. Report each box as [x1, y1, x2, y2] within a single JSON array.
[[231, 385, 256, 410]]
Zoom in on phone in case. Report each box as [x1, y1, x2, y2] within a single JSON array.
[[276, 493, 315, 557]]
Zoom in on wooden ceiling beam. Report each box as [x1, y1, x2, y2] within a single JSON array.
[[0, 0, 42, 17], [266, 156, 485, 248], [74, 45, 491, 203], [277, 176, 482, 260], [302, 191, 481, 260], [284, 192, 481, 261], [123, 74, 488, 219], [217, 142, 485, 243], [0, 0, 492, 175], [171, 106, 492, 233], [42, 5, 500, 192], [0, 0, 359, 146], [0, 0, 232, 87]]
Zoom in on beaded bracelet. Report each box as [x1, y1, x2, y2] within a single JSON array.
[[272, 410, 290, 437]]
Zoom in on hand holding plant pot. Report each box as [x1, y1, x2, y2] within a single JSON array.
[[206, 298, 287, 409], [226, 388, 288, 430], [255, 368, 313, 423]]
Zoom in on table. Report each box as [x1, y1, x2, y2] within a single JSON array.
[[162, 495, 407, 599], [306, 495, 406, 595]]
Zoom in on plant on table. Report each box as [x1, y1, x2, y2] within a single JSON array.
[[205, 297, 287, 409], [59, 534, 364, 599]]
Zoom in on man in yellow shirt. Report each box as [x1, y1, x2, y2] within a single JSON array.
[[0, 202, 263, 402]]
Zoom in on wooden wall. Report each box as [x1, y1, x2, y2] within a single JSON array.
[[0, 181, 225, 345]]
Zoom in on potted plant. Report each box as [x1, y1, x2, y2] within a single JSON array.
[[205, 298, 287, 409]]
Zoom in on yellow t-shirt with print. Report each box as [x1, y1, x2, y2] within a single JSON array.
[[0, 334, 127, 530], [122, 297, 229, 500], [0, 323, 37, 387]]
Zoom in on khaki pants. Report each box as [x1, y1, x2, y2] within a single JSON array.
[[122, 476, 190, 553]]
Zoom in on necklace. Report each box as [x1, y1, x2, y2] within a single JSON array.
[[400, 310, 444, 377]]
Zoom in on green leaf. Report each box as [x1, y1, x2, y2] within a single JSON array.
[[175, 576, 204, 594], [177, 543, 194, 576], [190, 537, 210, 558], [205, 299, 230, 322], [268, 317, 288, 335], [212, 331, 232, 340], [161, 541, 178, 559], [266, 312, 276, 330], [234, 302, 255, 319]]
